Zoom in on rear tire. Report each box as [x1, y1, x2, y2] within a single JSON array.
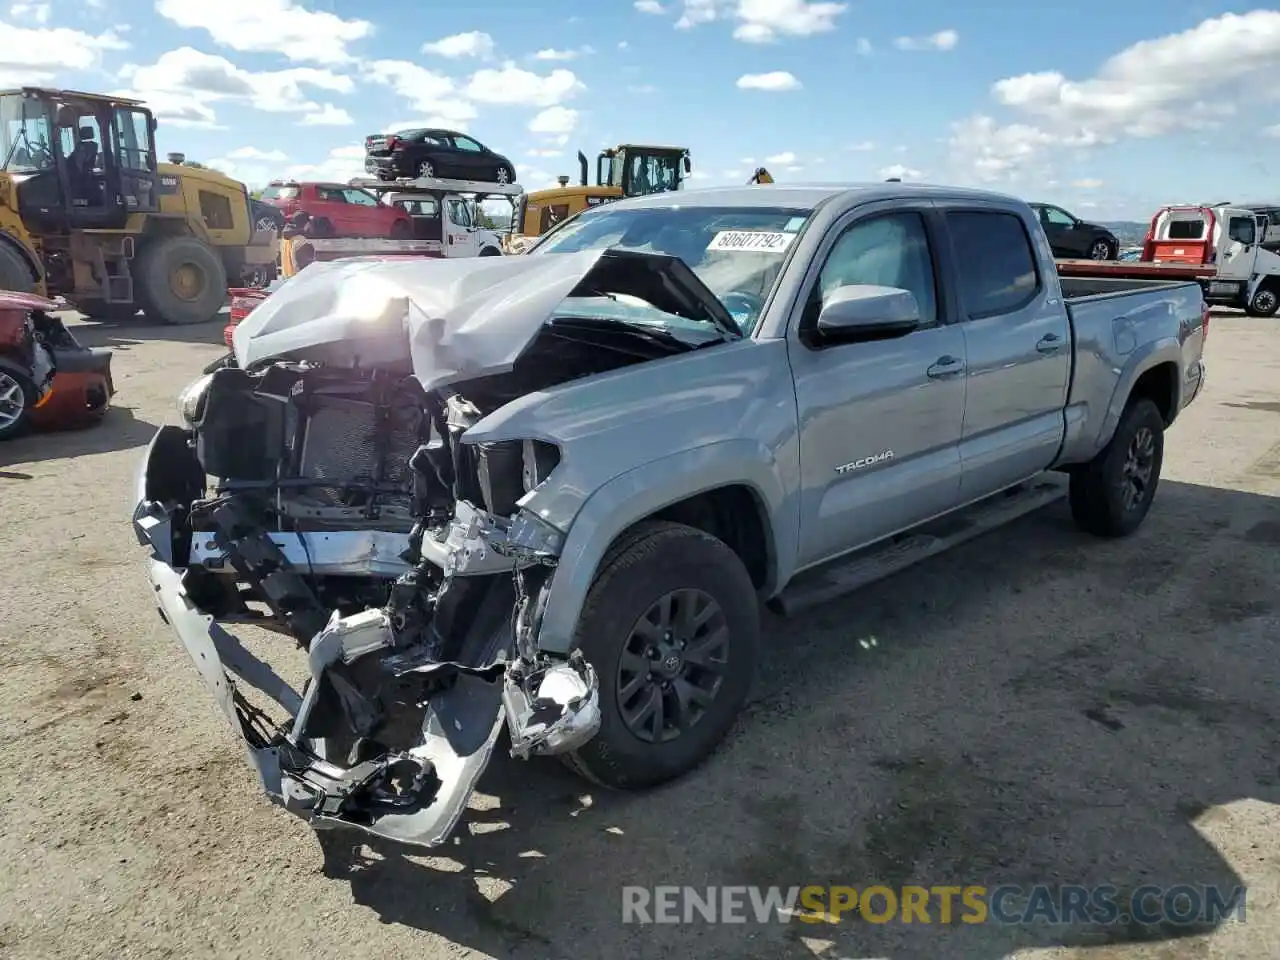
[[0, 242, 36, 294], [417, 160, 435, 178], [135, 236, 227, 326], [1088, 238, 1114, 260], [0, 363, 37, 441], [389, 220, 413, 239], [1069, 397, 1165, 538], [563, 521, 760, 790], [307, 217, 334, 239], [495, 165, 514, 185], [478, 246, 502, 256]]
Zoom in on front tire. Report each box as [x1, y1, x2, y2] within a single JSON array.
[[563, 521, 760, 790], [135, 236, 227, 326], [0, 364, 37, 441], [1247, 283, 1279, 318], [0, 243, 36, 294], [1069, 397, 1165, 538]]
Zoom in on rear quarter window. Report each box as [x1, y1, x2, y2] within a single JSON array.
[[946, 210, 1040, 318], [260, 185, 298, 201]]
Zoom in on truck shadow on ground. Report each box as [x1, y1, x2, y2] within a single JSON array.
[[317, 478, 1279, 960], [0, 405, 158, 469], [69, 314, 230, 350]]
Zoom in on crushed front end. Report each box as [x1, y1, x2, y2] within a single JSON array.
[[132, 362, 602, 847]]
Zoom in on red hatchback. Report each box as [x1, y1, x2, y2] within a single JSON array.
[[259, 181, 414, 239]]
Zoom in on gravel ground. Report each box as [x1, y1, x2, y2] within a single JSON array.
[[0, 312, 1276, 960]]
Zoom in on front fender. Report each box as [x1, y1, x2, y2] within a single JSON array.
[[533, 439, 797, 655]]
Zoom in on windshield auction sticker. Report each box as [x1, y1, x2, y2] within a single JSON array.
[[707, 230, 796, 253]]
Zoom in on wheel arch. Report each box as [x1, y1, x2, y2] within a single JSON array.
[[532, 444, 791, 656]]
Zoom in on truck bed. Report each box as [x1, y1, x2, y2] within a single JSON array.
[[1060, 275, 1196, 299]]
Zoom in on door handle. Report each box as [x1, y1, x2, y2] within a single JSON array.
[[926, 355, 965, 379], [1036, 333, 1064, 354]]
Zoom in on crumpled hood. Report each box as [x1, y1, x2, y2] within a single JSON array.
[[231, 248, 737, 391]]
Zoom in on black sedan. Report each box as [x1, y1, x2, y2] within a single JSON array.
[[1029, 202, 1119, 260], [364, 128, 517, 184]]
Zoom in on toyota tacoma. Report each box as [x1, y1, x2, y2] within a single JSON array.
[[133, 183, 1208, 849]]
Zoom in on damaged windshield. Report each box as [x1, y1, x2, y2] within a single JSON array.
[[530, 204, 813, 333]]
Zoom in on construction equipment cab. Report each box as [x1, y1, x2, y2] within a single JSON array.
[[0, 87, 276, 323], [511, 145, 692, 242]]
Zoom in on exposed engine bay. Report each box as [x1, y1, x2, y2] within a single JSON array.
[[134, 249, 738, 846]]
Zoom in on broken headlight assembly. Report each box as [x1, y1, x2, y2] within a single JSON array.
[[176, 372, 214, 427]]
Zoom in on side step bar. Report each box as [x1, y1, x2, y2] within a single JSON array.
[[769, 475, 1069, 618]]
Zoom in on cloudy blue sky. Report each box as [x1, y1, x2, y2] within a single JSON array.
[[5, 0, 1280, 219]]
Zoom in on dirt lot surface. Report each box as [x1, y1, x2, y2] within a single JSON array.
[[0, 312, 1276, 960]]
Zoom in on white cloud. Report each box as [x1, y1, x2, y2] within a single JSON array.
[[534, 48, 579, 60], [766, 151, 796, 164], [894, 29, 958, 51], [1267, 124, 1280, 138], [227, 146, 288, 161], [300, 104, 354, 126], [733, 0, 847, 43], [880, 164, 924, 179], [992, 10, 1280, 138], [736, 71, 801, 91], [363, 60, 476, 128], [526, 148, 563, 158], [155, 0, 372, 64], [466, 63, 585, 107], [117, 47, 353, 128], [855, 37, 872, 54], [634, 0, 664, 12], [848, 140, 875, 151], [282, 144, 365, 185], [668, 0, 844, 41], [628, 84, 658, 94], [422, 31, 494, 59], [740, 156, 755, 164], [9, 2, 50, 24], [950, 11, 1280, 184], [618, 40, 630, 48], [1071, 178, 1104, 189], [0, 19, 127, 86], [528, 105, 579, 145]]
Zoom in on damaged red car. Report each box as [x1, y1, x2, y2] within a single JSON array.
[[0, 291, 114, 440]]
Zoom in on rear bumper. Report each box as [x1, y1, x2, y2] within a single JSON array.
[[363, 156, 397, 178], [131, 425, 599, 848]]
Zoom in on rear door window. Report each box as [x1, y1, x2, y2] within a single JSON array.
[[946, 211, 1040, 318]]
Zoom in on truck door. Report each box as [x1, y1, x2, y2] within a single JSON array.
[[938, 204, 1070, 499], [1214, 212, 1259, 281], [445, 196, 479, 256], [789, 203, 966, 568], [311, 186, 350, 234]]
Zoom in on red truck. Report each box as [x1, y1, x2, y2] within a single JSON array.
[[258, 181, 415, 239]]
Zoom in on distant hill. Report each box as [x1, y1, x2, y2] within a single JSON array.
[[1099, 221, 1148, 246]]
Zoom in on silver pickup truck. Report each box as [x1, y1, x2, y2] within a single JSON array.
[[132, 183, 1208, 849]]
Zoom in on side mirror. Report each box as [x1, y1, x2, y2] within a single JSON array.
[[812, 285, 920, 346], [683, 155, 692, 174]]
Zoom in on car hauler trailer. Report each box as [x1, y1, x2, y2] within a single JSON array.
[[278, 176, 522, 277]]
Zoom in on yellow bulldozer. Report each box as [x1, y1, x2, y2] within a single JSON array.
[[509, 144, 691, 244], [0, 87, 277, 323]]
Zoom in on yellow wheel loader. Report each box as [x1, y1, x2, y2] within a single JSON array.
[[511, 144, 691, 241], [0, 87, 277, 324]]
